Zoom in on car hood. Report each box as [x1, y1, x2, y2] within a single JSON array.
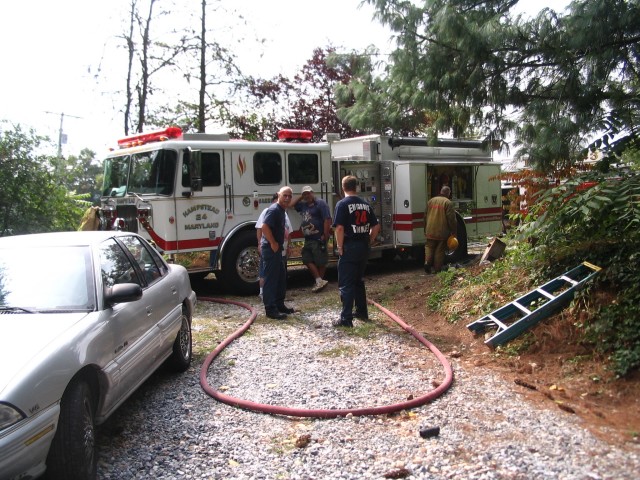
[[0, 312, 90, 391]]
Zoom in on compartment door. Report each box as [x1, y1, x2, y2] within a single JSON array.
[[473, 164, 503, 238], [393, 163, 426, 246]]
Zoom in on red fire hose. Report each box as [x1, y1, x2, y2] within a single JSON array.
[[199, 297, 454, 418]]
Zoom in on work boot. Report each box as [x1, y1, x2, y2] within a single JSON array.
[[332, 317, 353, 328], [266, 310, 286, 320], [423, 263, 432, 274], [277, 305, 296, 314]]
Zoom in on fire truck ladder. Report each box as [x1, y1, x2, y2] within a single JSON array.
[[467, 262, 601, 348]]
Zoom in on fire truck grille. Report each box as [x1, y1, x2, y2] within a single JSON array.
[[116, 205, 139, 233]]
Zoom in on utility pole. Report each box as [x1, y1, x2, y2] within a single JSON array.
[[45, 111, 83, 158]]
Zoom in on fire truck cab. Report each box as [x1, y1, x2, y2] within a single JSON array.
[[100, 127, 331, 294], [99, 128, 502, 295]]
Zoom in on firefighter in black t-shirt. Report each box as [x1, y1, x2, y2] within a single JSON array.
[[332, 175, 380, 327]]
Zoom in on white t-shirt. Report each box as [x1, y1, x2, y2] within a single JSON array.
[[256, 207, 292, 257]]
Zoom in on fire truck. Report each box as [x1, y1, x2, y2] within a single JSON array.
[[99, 127, 502, 294]]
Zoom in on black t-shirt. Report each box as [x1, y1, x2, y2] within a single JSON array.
[[333, 195, 378, 242], [261, 203, 286, 246]]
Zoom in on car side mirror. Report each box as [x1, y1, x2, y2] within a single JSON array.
[[105, 283, 143, 304]]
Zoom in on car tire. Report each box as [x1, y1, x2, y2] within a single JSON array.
[[165, 306, 192, 372], [44, 379, 96, 479]]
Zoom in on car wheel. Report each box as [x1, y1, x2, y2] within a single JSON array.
[[45, 379, 96, 479], [166, 306, 192, 372]]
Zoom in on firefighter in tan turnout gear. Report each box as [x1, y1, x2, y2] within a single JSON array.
[[424, 185, 457, 274]]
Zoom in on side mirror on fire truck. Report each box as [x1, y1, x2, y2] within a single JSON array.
[[185, 148, 203, 193]]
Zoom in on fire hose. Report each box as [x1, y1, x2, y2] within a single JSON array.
[[199, 297, 454, 418]]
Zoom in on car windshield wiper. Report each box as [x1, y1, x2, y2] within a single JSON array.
[[37, 307, 94, 313], [0, 305, 36, 313]]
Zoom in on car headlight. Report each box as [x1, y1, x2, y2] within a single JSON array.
[[0, 402, 25, 431]]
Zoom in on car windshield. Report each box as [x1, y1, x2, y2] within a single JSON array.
[[0, 245, 95, 312]]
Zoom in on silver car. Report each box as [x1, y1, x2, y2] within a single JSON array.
[[0, 231, 196, 479]]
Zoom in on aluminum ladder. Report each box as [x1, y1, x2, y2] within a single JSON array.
[[467, 262, 601, 347]]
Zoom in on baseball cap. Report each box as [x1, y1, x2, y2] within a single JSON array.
[[301, 186, 313, 193]]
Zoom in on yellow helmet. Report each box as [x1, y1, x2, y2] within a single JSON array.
[[447, 235, 459, 251]]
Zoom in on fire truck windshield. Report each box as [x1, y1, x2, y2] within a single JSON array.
[[102, 149, 178, 197]]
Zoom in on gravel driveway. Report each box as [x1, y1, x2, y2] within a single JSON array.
[[95, 291, 640, 480]]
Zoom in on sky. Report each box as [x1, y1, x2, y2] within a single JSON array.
[[1, 0, 395, 157], [0, 0, 564, 159]]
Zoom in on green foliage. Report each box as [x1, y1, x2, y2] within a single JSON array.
[[359, 0, 640, 171], [435, 241, 538, 324], [227, 47, 367, 141], [586, 291, 640, 377], [474, 241, 538, 284], [57, 148, 102, 204], [223, 110, 281, 142], [620, 146, 640, 171], [0, 122, 88, 235], [432, 209, 637, 375], [494, 332, 535, 358], [319, 345, 358, 357], [515, 171, 640, 376], [426, 269, 457, 313], [519, 172, 640, 273]]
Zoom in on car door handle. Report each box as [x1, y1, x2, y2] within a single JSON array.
[[171, 286, 177, 295], [146, 305, 153, 315], [114, 340, 129, 354]]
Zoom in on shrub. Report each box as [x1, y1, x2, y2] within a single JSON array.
[[513, 171, 640, 376]]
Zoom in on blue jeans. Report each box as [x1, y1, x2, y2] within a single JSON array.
[[262, 246, 286, 312], [337, 241, 370, 321]]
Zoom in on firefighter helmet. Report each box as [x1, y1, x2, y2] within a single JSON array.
[[447, 235, 459, 251]]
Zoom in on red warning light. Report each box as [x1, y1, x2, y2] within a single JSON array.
[[277, 129, 313, 142], [117, 126, 183, 148]]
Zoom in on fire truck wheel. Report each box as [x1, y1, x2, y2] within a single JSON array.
[[221, 230, 260, 295], [445, 213, 468, 264], [412, 245, 425, 264]]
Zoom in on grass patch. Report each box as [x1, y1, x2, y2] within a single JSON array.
[[493, 332, 534, 357], [375, 281, 409, 303], [319, 344, 358, 357], [566, 354, 593, 364], [426, 269, 457, 313], [349, 320, 380, 338]]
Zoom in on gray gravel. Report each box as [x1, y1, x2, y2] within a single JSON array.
[[97, 298, 640, 479]]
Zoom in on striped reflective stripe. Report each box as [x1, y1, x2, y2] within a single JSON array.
[[391, 207, 502, 231]]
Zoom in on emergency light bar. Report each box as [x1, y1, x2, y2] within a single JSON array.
[[118, 126, 183, 148], [278, 129, 313, 142]]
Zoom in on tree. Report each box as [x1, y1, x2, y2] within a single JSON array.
[[283, 48, 368, 141], [57, 149, 103, 205], [227, 47, 367, 142], [120, 0, 191, 134], [132, 0, 244, 133], [352, 0, 640, 171], [123, 0, 136, 135], [334, 45, 425, 136], [0, 123, 89, 235]]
